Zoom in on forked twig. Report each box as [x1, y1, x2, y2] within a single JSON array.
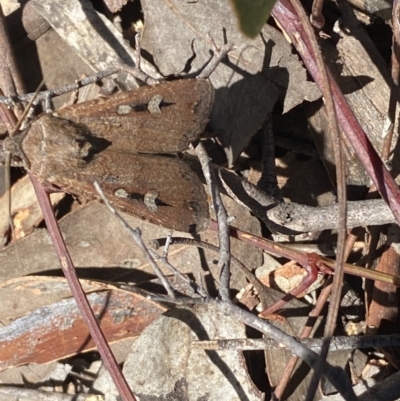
[[94, 182, 175, 299]]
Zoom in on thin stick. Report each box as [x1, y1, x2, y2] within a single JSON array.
[[0, 68, 131, 106], [150, 236, 271, 308], [215, 300, 357, 401], [209, 221, 400, 287], [94, 182, 175, 299], [30, 175, 137, 401], [192, 332, 400, 352], [196, 142, 231, 301], [285, 0, 347, 397]]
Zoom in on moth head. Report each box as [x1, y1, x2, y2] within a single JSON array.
[[1, 127, 31, 168]]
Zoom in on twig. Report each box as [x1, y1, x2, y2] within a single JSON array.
[[148, 247, 209, 299], [214, 300, 357, 401], [192, 333, 400, 352], [94, 182, 175, 299], [197, 38, 234, 79], [150, 236, 271, 308], [195, 38, 233, 300], [284, 1, 347, 397], [0, 68, 125, 106], [30, 176, 137, 401], [196, 142, 231, 301], [243, 180, 397, 231], [209, 221, 400, 287]]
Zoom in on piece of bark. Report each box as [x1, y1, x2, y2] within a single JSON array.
[[0, 276, 165, 369], [32, 0, 160, 88], [258, 260, 325, 297], [5, 0, 51, 49]]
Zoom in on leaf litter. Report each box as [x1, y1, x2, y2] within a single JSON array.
[[0, 0, 399, 400]]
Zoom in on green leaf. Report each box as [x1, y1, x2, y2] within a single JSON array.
[[230, 0, 277, 38]]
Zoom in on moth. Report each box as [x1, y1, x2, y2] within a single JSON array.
[[6, 79, 214, 233]]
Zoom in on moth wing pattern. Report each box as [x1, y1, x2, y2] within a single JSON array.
[[55, 79, 215, 154], [22, 114, 210, 233], [72, 152, 210, 233]]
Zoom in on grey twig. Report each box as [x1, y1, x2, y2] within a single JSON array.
[[94, 182, 175, 299], [192, 334, 400, 352], [150, 236, 270, 308], [215, 300, 357, 401], [197, 37, 234, 79], [196, 142, 231, 302], [148, 248, 209, 299], [0, 68, 123, 106], [243, 180, 397, 232]]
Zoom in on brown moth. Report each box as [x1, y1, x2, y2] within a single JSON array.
[[8, 79, 214, 233]]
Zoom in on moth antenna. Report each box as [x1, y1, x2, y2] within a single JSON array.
[[9, 78, 45, 137]]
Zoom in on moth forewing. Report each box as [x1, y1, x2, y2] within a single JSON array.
[[16, 79, 212, 233], [54, 79, 215, 154]]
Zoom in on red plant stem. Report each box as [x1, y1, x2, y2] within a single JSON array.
[[30, 174, 137, 401], [209, 221, 400, 286], [259, 252, 320, 317]]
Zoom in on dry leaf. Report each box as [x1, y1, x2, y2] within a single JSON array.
[[0, 276, 165, 369]]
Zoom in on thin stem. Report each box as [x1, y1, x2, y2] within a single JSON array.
[[30, 176, 137, 401], [196, 142, 231, 301]]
